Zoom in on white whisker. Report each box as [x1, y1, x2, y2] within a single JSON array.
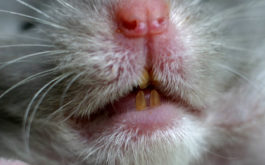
[[0, 50, 67, 70], [60, 72, 86, 106], [0, 44, 54, 49], [0, 34, 50, 42], [22, 75, 63, 153], [30, 73, 74, 124], [215, 43, 255, 52], [16, 0, 52, 19], [0, 68, 57, 99], [56, 0, 78, 11], [208, 2, 254, 23], [0, 9, 66, 30], [61, 93, 90, 123], [216, 64, 261, 90], [23, 72, 73, 152], [47, 100, 74, 121]]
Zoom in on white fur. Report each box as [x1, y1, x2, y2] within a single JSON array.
[[1, 0, 265, 165]]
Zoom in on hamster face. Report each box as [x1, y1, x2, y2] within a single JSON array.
[[41, 0, 220, 164], [1, 0, 265, 165]]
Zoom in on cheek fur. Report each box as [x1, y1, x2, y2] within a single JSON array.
[[1, 0, 265, 165]]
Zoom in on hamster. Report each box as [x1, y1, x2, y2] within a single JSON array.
[[1, 0, 265, 165]]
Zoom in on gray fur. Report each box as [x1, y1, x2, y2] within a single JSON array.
[[1, 0, 265, 165]]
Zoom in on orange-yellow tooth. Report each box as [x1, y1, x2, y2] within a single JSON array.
[[150, 90, 161, 107], [139, 69, 150, 89], [150, 71, 159, 86], [136, 91, 146, 111]]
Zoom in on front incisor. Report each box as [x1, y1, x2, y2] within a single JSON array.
[[139, 69, 150, 89], [136, 91, 147, 111], [150, 90, 161, 107], [150, 71, 160, 86]]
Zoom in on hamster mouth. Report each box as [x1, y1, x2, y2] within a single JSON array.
[[125, 68, 162, 111], [70, 69, 200, 136]]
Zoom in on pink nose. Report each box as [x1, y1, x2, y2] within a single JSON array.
[[116, 0, 170, 38]]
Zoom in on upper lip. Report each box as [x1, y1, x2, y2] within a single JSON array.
[[85, 83, 198, 122], [69, 68, 200, 123]]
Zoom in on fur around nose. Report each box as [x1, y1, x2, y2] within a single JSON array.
[[116, 0, 170, 38]]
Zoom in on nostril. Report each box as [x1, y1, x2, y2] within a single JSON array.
[[118, 17, 148, 37], [153, 17, 168, 28], [157, 17, 167, 25], [121, 20, 147, 34], [122, 20, 138, 30], [116, 0, 169, 38], [149, 17, 169, 35]]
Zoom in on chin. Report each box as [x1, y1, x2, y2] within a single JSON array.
[[60, 111, 211, 165]]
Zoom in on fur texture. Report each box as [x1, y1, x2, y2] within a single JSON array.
[[1, 0, 265, 165]]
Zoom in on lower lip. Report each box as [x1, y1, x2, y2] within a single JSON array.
[[69, 89, 199, 139], [111, 104, 180, 131], [70, 95, 188, 138]]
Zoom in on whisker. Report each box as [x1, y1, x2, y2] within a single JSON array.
[[0, 44, 54, 49], [210, 2, 255, 23], [60, 71, 86, 106], [61, 93, 90, 123], [56, 0, 78, 11], [198, 2, 265, 32], [0, 34, 50, 42], [216, 64, 261, 90], [0, 50, 67, 70], [30, 73, 74, 124], [16, 0, 52, 19], [220, 36, 265, 43], [23, 72, 73, 152], [0, 9, 66, 30], [201, 143, 237, 161], [22, 75, 64, 153], [47, 100, 74, 121], [0, 68, 57, 99], [213, 43, 255, 53]]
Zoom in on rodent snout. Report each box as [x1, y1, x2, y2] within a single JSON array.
[[116, 0, 170, 38]]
